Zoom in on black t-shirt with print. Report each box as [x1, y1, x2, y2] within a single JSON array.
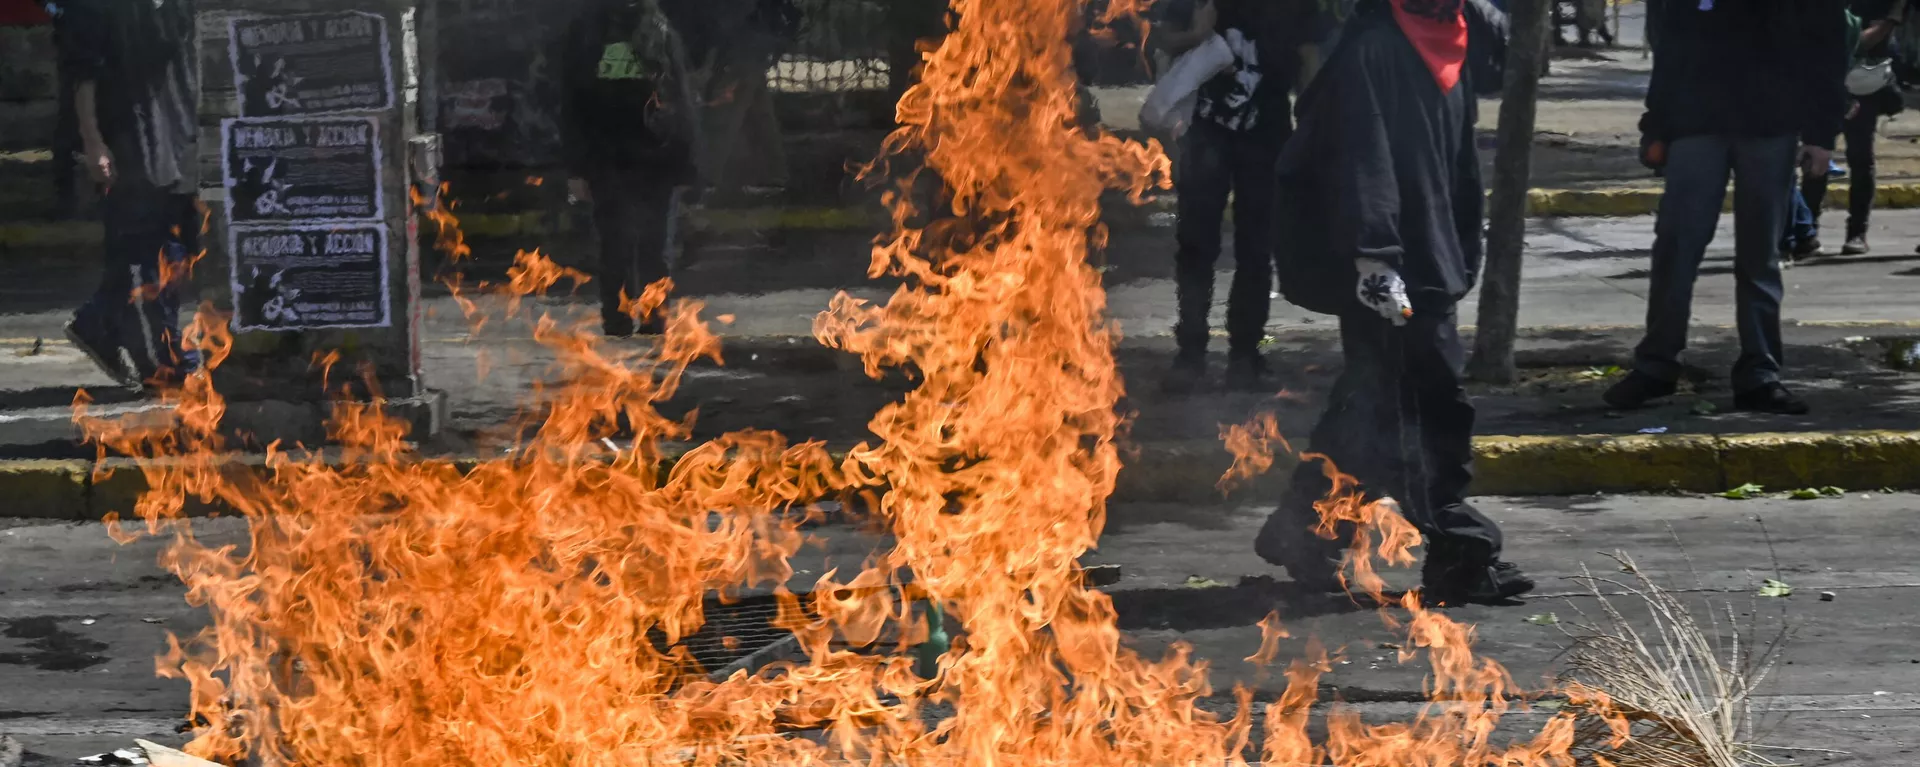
[[1191, 0, 1316, 139]]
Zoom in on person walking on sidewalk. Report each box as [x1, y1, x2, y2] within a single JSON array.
[[1157, 0, 1317, 394], [559, 0, 702, 338], [1257, 0, 1533, 607], [1604, 1, 1849, 416], [1814, 0, 1908, 256], [60, 0, 202, 390]]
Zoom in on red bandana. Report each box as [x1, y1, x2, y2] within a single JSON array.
[[1389, 0, 1469, 92]]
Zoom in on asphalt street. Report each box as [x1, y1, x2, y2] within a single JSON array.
[[1, 494, 1915, 764]]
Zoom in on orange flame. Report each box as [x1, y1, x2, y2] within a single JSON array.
[[76, 0, 1641, 764]]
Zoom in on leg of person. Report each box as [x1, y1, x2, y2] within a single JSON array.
[[68, 189, 138, 386], [1165, 121, 1233, 393], [108, 183, 191, 386], [1783, 183, 1816, 257], [1799, 159, 1829, 255], [1843, 104, 1878, 253], [1223, 130, 1281, 391], [628, 180, 676, 334], [1608, 135, 1733, 408], [699, 63, 762, 205], [1400, 303, 1532, 604], [53, 61, 79, 219], [1729, 134, 1805, 414], [740, 76, 790, 192], [590, 172, 646, 337], [1254, 310, 1399, 592]]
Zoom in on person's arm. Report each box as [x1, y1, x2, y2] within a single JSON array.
[[1156, 0, 1218, 54], [1637, 0, 1672, 155], [1326, 48, 1402, 272], [1799, 2, 1849, 156], [1860, 0, 1903, 48], [1453, 68, 1486, 290], [555, 12, 594, 201], [61, 1, 112, 185]]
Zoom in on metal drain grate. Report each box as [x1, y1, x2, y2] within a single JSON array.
[[670, 593, 797, 681]]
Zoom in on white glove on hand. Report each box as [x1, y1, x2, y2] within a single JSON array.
[[1356, 257, 1413, 327]]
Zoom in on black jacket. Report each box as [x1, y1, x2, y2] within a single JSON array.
[[1273, 6, 1483, 315], [1640, 0, 1849, 149], [558, 0, 699, 179]]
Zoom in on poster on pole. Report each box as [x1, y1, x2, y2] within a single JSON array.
[[229, 224, 391, 331], [222, 116, 383, 224], [229, 11, 394, 117]]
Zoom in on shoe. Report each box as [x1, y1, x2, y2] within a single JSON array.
[[1253, 495, 1346, 594], [1789, 237, 1822, 259], [1602, 370, 1677, 409], [1734, 382, 1809, 415], [1160, 354, 1207, 395], [1422, 559, 1537, 606], [64, 321, 133, 386], [1224, 355, 1273, 393], [1842, 235, 1869, 255]]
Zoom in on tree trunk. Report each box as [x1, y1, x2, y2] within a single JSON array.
[[1467, 0, 1552, 384]]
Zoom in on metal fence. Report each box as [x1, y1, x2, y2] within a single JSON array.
[[767, 0, 893, 94]]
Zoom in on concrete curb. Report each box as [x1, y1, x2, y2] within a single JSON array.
[[1527, 182, 1920, 219], [9, 182, 1920, 246], [4, 430, 1916, 519]]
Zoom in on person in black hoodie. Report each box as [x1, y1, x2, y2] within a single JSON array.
[[1258, 0, 1532, 607], [1604, 1, 1847, 415], [560, 0, 702, 337]]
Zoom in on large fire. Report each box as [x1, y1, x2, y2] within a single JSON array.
[[79, 0, 1632, 764]]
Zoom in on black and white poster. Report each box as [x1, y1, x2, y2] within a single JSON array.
[[230, 11, 394, 117], [223, 116, 383, 223], [230, 225, 390, 330]]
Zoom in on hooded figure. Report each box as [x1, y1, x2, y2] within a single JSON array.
[[1256, 0, 1533, 607], [559, 0, 702, 337]]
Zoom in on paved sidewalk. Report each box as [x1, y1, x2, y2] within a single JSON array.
[[6, 211, 1920, 497]]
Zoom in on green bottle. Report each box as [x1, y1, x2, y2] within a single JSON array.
[[915, 601, 949, 678]]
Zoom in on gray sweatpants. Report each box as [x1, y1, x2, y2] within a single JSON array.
[[1633, 134, 1797, 393]]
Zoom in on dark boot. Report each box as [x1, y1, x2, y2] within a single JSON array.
[[1421, 539, 1535, 606], [1254, 491, 1347, 594]]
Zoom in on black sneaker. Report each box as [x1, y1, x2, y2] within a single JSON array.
[[64, 321, 133, 386], [1789, 237, 1822, 259], [1422, 559, 1536, 607], [1733, 382, 1809, 415], [1602, 370, 1677, 409], [1253, 499, 1346, 594], [1225, 355, 1274, 393], [1842, 235, 1869, 256], [1160, 354, 1207, 395]]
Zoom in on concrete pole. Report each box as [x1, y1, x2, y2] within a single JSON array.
[[194, 0, 442, 445]]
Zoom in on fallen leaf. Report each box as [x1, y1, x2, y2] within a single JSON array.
[[1534, 699, 1566, 711], [1758, 579, 1794, 598], [1525, 613, 1559, 626], [1719, 483, 1764, 500], [1183, 575, 1228, 590], [1789, 488, 1821, 500], [1691, 400, 1718, 416]]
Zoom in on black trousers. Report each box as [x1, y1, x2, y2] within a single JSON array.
[[587, 171, 679, 334], [1803, 99, 1882, 240], [1174, 120, 1280, 360], [1259, 303, 1504, 564], [73, 179, 198, 380]]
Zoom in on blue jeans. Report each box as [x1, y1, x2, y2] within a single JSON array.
[[1634, 134, 1795, 393], [1784, 183, 1818, 250]]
